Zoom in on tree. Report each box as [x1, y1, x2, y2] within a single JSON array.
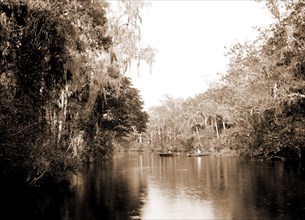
[[99, 77, 148, 136], [0, 0, 152, 185], [219, 0, 305, 158]]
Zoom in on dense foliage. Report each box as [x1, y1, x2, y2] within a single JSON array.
[[145, 0, 305, 159], [0, 0, 150, 186]]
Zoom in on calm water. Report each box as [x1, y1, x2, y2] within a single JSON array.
[[2, 153, 305, 219]]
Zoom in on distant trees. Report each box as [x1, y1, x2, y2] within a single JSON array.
[[145, 0, 305, 159], [0, 0, 151, 185], [147, 96, 186, 151], [146, 95, 223, 152]]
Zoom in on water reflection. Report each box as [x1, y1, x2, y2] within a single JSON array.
[[64, 153, 148, 220], [64, 153, 305, 219], [1, 153, 305, 219], [141, 178, 215, 219]]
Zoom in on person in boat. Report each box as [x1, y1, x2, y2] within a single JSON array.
[[196, 148, 202, 154]]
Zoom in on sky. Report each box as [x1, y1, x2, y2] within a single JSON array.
[[128, 1, 274, 109]]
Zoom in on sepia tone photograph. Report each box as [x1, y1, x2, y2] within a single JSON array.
[[0, 0, 305, 219]]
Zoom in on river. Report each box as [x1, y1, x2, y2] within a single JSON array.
[[2, 152, 305, 219]]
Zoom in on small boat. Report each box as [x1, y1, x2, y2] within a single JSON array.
[[159, 151, 174, 157], [187, 152, 210, 157], [159, 143, 175, 157], [187, 148, 209, 157]]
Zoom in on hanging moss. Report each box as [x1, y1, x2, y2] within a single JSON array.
[[0, 0, 150, 186]]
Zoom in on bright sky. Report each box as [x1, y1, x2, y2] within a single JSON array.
[[129, 0, 274, 109]]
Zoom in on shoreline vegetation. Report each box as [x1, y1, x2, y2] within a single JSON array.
[[125, 148, 299, 161], [141, 1, 305, 163], [0, 0, 151, 187], [1, 0, 305, 190]]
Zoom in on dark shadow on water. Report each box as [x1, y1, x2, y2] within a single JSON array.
[[0, 180, 69, 220], [63, 159, 147, 220]]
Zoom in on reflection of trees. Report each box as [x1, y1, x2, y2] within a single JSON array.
[[64, 154, 305, 219], [142, 156, 305, 219], [66, 153, 148, 219], [199, 159, 305, 219]]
